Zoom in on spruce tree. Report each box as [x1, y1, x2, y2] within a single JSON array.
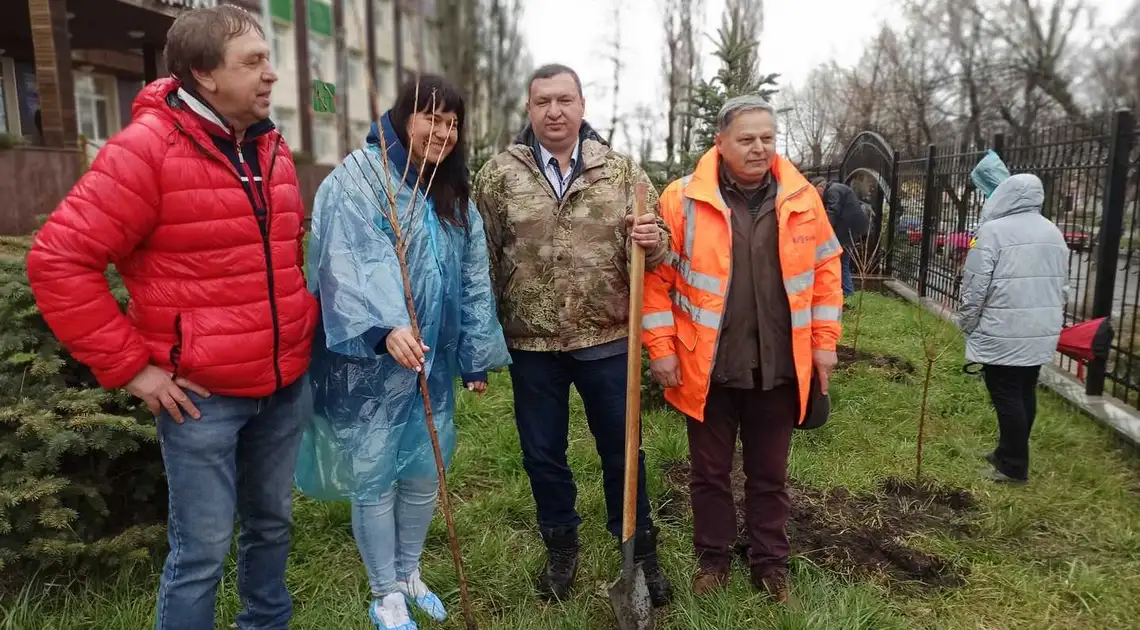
[[688, 0, 780, 155], [0, 236, 166, 580]]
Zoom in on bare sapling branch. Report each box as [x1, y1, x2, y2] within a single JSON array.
[[846, 229, 889, 353], [912, 304, 959, 484], [335, 6, 477, 627]]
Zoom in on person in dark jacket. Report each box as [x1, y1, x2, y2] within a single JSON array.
[[26, 8, 317, 630], [812, 178, 869, 298]]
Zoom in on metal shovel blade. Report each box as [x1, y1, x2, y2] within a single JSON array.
[[607, 555, 655, 630]]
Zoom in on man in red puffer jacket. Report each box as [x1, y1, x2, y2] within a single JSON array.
[[25, 7, 317, 630]]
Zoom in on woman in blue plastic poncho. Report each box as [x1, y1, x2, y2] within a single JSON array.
[[307, 74, 510, 630]]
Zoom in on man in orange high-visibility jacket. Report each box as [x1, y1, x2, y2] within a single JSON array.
[[643, 95, 843, 603]]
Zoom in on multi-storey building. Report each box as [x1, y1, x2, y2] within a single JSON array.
[[0, 0, 441, 166], [267, 0, 441, 164]]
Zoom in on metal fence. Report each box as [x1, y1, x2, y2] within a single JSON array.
[[804, 110, 1140, 406]]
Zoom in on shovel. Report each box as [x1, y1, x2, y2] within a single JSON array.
[[607, 182, 655, 630]]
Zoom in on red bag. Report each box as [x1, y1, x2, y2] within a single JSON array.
[[964, 317, 1113, 378], [1057, 317, 1114, 363]]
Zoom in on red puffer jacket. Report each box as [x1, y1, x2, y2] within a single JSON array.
[[27, 79, 318, 397]]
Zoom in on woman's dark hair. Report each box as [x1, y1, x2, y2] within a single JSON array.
[[390, 73, 469, 229]]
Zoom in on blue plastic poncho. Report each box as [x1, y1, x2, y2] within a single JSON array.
[[303, 112, 511, 501], [970, 150, 1011, 198]]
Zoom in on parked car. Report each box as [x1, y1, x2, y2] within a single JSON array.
[[1055, 222, 1094, 250]]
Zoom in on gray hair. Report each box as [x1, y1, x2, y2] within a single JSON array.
[[716, 95, 776, 132]]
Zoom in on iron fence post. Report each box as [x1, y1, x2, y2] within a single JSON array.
[[917, 144, 938, 298], [1086, 109, 1136, 396], [884, 149, 901, 276], [992, 132, 1006, 159]]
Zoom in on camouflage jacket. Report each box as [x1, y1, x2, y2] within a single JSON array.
[[472, 125, 670, 352]]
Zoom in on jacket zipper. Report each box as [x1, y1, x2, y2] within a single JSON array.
[[704, 183, 809, 393], [238, 137, 284, 390], [170, 313, 184, 376], [704, 203, 733, 385], [175, 122, 285, 390]]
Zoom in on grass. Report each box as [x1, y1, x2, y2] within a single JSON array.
[[5, 292, 1140, 629]]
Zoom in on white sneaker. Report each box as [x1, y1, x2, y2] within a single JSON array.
[[397, 569, 448, 622], [368, 592, 418, 630]]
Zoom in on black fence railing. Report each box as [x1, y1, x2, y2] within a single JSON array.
[[803, 110, 1140, 407]]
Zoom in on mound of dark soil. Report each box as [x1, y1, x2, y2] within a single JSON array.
[[658, 460, 975, 591], [837, 344, 916, 381]]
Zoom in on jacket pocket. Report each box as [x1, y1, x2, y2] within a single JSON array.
[[170, 312, 197, 377], [788, 213, 819, 247], [675, 312, 698, 352]]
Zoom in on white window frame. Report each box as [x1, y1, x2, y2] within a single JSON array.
[[0, 58, 13, 135], [271, 29, 290, 70], [348, 52, 363, 91], [313, 116, 336, 163], [309, 34, 332, 84], [74, 73, 116, 145], [275, 106, 297, 147]]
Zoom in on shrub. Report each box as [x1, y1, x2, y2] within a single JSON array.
[[0, 134, 25, 151], [292, 149, 315, 166], [0, 236, 166, 583]]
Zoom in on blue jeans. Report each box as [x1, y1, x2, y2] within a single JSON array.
[[508, 350, 653, 539], [352, 477, 439, 597], [840, 251, 854, 297], [154, 375, 311, 630]]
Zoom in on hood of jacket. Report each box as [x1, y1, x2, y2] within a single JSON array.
[[980, 173, 1044, 224], [366, 111, 417, 182], [131, 78, 276, 142]]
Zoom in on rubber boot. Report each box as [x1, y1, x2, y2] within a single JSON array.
[[537, 526, 579, 602], [633, 527, 674, 608]]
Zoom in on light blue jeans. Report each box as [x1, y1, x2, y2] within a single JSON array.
[[154, 375, 311, 630], [352, 477, 439, 597]]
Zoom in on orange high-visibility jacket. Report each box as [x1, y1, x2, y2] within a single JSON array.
[[642, 148, 845, 423]]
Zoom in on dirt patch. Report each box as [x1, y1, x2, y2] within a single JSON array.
[[659, 459, 974, 591], [837, 344, 916, 381]]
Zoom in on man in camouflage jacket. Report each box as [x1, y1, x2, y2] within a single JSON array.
[[473, 63, 673, 606]]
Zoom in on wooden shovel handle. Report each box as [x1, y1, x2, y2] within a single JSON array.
[[622, 183, 649, 544]]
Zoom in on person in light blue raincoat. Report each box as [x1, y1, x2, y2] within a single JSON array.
[[307, 74, 510, 630]]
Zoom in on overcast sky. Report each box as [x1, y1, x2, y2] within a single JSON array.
[[521, 0, 1131, 156]]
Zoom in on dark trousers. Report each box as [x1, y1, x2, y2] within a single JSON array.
[[983, 364, 1041, 480], [840, 251, 854, 297], [509, 350, 653, 539], [687, 382, 798, 573]]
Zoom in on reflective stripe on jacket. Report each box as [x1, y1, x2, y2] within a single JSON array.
[[642, 148, 844, 422]]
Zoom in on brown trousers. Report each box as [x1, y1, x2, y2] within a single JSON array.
[[687, 382, 797, 573]]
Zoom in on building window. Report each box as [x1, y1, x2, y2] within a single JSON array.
[[314, 117, 335, 163], [309, 35, 332, 82], [348, 54, 362, 90], [347, 0, 365, 24], [376, 60, 391, 95], [353, 120, 371, 144], [275, 107, 295, 145], [272, 29, 290, 69], [0, 65, 8, 134], [75, 73, 114, 144]]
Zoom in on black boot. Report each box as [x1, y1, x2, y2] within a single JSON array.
[[537, 526, 580, 602], [634, 527, 674, 608]]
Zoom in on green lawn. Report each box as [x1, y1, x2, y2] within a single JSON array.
[[5, 292, 1140, 629]]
